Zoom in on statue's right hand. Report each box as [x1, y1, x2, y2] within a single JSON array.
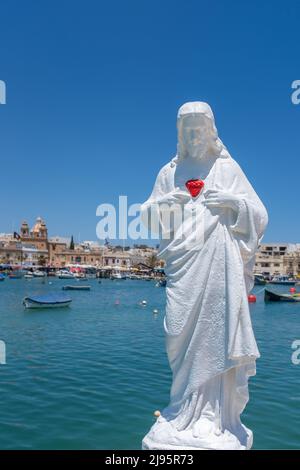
[[159, 188, 191, 205]]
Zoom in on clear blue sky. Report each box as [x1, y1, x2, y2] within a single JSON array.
[[0, 0, 299, 243]]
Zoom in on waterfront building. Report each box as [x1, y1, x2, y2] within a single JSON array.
[[254, 243, 288, 277], [49, 237, 105, 268], [254, 243, 300, 277], [282, 249, 300, 277], [21, 244, 48, 267], [20, 218, 48, 251], [128, 246, 158, 266], [102, 250, 131, 269], [0, 218, 49, 267], [0, 233, 14, 241], [19, 218, 49, 266], [0, 239, 22, 265]]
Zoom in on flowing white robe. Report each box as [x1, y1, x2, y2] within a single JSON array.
[[141, 154, 268, 450]]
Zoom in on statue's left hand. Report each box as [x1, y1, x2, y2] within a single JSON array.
[[203, 189, 241, 212]]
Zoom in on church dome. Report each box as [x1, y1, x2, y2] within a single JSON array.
[[31, 217, 46, 234]]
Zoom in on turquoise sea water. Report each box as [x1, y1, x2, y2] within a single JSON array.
[[0, 278, 299, 449]]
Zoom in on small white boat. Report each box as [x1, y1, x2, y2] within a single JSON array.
[[24, 273, 34, 279], [23, 293, 72, 309], [56, 270, 75, 279], [59, 273, 74, 279], [73, 272, 86, 279], [111, 271, 126, 280], [33, 270, 46, 278]]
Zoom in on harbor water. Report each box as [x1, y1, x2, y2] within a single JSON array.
[[0, 278, 299, 449]]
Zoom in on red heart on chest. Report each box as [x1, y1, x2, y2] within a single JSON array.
[[185, 179, 205, 198]]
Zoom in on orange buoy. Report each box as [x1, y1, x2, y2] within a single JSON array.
[[248, 294, 256, 303], [290, 287, 296, 293]]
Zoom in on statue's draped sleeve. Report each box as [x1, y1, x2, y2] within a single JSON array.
[[216, 159, 268, 292], [140, 163, 174, 235]]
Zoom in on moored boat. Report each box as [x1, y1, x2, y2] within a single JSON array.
[[0, 274, 5, 281], [23, 293, 72, 309], [24, 273, 34, 279], [9, 271, 23, 279], [33, 270, 46, 277], [111, 271, 126, 280], [264, 288, 300, 302], [73, 273, 86, 279], [56, 270, 75, 279], [62, 285, 91, 291], [269, 275, 296, 285], [254, 274, 266, 285]]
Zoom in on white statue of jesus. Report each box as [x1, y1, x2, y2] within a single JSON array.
[[141, 102, 268, 450]]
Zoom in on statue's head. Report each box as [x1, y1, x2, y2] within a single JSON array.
[[177, 102, 224, 161]]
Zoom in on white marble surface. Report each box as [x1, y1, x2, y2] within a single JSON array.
[[141, 102, 268, 450]]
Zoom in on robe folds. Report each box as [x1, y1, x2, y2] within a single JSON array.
[[141, 154, 268, 450]]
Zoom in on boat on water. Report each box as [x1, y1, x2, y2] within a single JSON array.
[[24, 273, 34, 279], [156, 279, 167, 287], [254, 274, 267, 285], [73, 273, 86, 279], [9, 271, 23, 279], [0, 274, 5, 281], [56, 270, 75, 279], [33, 270, 46, 277], [264, 288, 300, 302], [111, 271, 126, 280], [269, 275, 296, 285], [62, 285, 91, 291], [23, 293, 72, 309]]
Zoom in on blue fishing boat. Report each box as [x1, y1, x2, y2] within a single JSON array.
[[269, 275, 296, 286], [0, 273, 5, 282], [264, 289, 300, 302], [23, 293, 72, 309], [254, 274, 266, 285]]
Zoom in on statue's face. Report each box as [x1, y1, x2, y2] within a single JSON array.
[[180, 114, 210, 159]]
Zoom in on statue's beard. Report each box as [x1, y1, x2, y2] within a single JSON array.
[[187, 143, 209, 160]]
